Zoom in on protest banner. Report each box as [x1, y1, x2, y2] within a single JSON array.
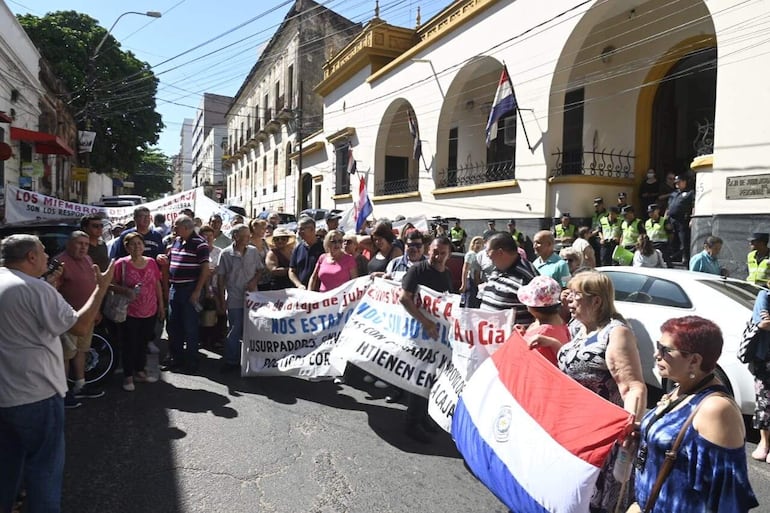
[[242, 277, 369, 378], [427, 307, 511, 433]]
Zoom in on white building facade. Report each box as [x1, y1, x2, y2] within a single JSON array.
[[192, 94, 230, 198], [304, 0, 770, 279], [175, 117, 193, 192]]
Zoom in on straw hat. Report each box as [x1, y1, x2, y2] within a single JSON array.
[[266, 227, 296, 245]]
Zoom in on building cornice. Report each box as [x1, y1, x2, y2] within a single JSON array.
[[288, 141, 326, 160], [326, 127, 356, 145]]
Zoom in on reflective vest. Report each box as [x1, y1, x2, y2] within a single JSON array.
[[450, 227, 466, 243], [645, 216, 668, 243], [510, 230, 523, 243], [555, 224, 576, 240], [592, 210, 608, 231], [747, 250, 770, 286], [600, 216, 621, 242], [621, 218, 642, 247]]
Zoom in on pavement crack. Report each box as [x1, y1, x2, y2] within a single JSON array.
[[308, 450, 352, 513]]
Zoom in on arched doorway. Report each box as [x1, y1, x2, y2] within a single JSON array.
[[650, 47, 716, 176], [299, 173, 312, 210]]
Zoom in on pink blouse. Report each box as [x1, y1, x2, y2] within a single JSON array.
[[315, 253, 356, 292], [114, 257, 162, 318]]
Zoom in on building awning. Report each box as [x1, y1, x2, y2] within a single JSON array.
[[0, 111, 12, 123], [10, 127, 74, 156]]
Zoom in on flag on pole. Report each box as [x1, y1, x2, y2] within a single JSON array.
[[485, 65, 518, 146], [452, 331, 632, 513], [407, 109, 422, 162], [346, 144, 357, 175], [354, 175, 373, 233]]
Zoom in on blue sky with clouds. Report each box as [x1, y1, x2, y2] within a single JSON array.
[[7, 0, 442, 157]]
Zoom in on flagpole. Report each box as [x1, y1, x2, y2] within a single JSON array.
[[503, 62, 532, 152]]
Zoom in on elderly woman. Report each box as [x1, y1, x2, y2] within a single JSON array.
[[367, 221, 403, 274], [114, 232, 164, 391], [249, 219, 271, 290], [342, 233, 369, 277], [264, 227, 296, 290], [558, 270, 646, 513], [634, 316, 758, 512], [749, 281, 770, 463], [460, 236, 483, 308], [308, 231, 358, 292]]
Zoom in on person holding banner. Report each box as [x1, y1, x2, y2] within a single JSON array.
[[399, 236, 454, 443], [558, 270, 646, 513], [289, 217, 324, 289], [367, 221, 403, 274], [308, 231, 357, 292]]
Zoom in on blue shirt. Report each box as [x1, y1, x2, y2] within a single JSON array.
[[289, 240, 324, 286], [110, 228, 164, 260], [534, 253, 570, 287], [688, 250, 720, 275]]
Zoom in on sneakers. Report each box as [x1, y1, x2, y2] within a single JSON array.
[[73, 384, 105, 399], [363, 374, 375, 384], [134, 372, 158, 383], [64, 391, 82, 409]]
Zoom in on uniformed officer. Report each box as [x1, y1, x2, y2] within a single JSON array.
[[620, 205, 645, 251], [747, 232, 770, 286], [617, 191, 629, 212], [599, 206, 622, 265], [554, 212, 576, 247], [666, 174, 695, 263], [644, 204, 670, 267], [589, 197, 608, 264], [450, 219, 467, 252]]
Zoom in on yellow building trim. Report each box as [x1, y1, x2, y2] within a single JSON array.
[[432, 179, 517, 196], [368, 0, 498, 84], [372, 191, 421, 203], [312, 175, 324, 183], [326, 127, 356, 145], [547, 175, 635, 186], [690, 154, 713, 171], [332, 193, 352, 201], [288, 141, 325, 160], [635, 35, 716, 182]]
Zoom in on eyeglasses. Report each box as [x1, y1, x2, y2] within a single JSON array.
[[273, 237, 288, 242], [566, 290, 592, 300], [407, 243, 423, 249], [656, 341, 691, 357]]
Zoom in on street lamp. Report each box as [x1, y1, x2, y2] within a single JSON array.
[[92, 11, 162, 59]]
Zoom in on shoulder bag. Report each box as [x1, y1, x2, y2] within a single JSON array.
[[626, 392, 724, 513], [737, 320, 761, 364], [103, 260, 130, 323]]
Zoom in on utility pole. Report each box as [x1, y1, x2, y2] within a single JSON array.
[[295, 0, 303, 214]]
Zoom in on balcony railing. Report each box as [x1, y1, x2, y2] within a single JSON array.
[[275, 95, 284, 113], [551, 148, 634, 178], [436, 160, 515, 188], [375, 177, 419, 196], [263, 108, 272, 126]]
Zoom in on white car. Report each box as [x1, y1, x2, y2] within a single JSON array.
[[598, 266, 763, 415]]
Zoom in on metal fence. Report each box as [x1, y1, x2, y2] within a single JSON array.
[[375, 177, 419, 196], [436, 160, 515, 188], [551, 148, 634, 178]]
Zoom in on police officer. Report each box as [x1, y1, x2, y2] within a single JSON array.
[[620, 205, 645, 251], [666, 174, 695, 263], [554, 213, 576, 247], [644, 204, 670, 267], [589, 197, 608, 264], [450, 219, 467, 252], [747, 232, 770, 286], [507, 219, 534, 261], [599, 206, 622, 266]]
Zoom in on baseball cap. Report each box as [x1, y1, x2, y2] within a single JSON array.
[[561, 212, 571, 218], [593, 197, 603, 204], [647, 203, 660, 213], [621, 205, 634, 215], [517, 276, 562, 308]]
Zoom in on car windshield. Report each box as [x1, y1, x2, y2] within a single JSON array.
[[279, 214, 297, 224], [697, 279, 763, 310]]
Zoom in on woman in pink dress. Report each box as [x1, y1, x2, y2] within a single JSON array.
[[308, 231, 358, 292], [113, 232, 165, 391]]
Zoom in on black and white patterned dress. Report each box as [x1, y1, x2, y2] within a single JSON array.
[[557, 318, 628, 513]]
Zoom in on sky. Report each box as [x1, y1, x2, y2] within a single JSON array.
[[7, 0, 445, 158]]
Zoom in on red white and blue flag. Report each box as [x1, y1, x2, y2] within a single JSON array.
[[354, 175, 373, 233], [485, 65, 518, 146], [452, 332, 632, 513]]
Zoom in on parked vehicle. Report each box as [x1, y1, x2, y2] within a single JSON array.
[[599, 266, 763, 414], [93, 194, 146, 207]]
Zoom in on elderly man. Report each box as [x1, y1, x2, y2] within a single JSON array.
[[289, 217, 324, 289], [689, 236, 725, 276], [385, 230, 427, 282], [533, 230, 571, 286], [478, 233, 538, 326], [217, 224, 263, 372], [164, 215, 210, 372], [110, 206, 164, 259], [56, 231, 105, 402], [0, 234, 112, 513], [399, 236, 454, 443]]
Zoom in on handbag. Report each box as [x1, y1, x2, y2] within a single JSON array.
[[626, 392, 724, 513], [737, 320, 761, 364], [103, 260, 130, 323]]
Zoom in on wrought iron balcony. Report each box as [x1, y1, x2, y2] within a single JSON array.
[[375, 177, 419, 196], [551, 148, 634, 178], [436, 160, 515, 188]]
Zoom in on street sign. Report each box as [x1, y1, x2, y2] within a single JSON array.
[[72, 167, 89, 181]]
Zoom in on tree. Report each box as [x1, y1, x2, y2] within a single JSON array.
[[17, 11, 163, 175], [132, 148, 173, 200]]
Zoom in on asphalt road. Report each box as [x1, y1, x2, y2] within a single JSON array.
[[60, 349, 770, 513]]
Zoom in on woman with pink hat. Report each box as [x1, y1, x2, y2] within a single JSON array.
[[515, 275, 571, 365]]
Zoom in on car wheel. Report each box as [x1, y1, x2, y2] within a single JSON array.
[[713, 366, 734, 397]]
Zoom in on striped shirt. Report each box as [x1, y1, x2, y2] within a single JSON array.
[[479, 257, 539, 326], [169, 233, 210, 284]]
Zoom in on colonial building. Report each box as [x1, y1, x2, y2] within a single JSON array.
[[223, 0, 360, 217], [192, 93, 230, 199], [302, 0, 770, 278]]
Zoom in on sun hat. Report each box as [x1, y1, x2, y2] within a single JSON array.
[[266, 227, 296, 245], [517, 276, 562, 308]]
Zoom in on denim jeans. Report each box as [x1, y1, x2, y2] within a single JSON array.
[[168, 283, 200, 365], [0, 394, 65, 513], [225, 308, 245, 366]]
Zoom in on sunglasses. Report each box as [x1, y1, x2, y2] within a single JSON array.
[[273, 236, 289, 242], [656, 341, 691, 357]]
